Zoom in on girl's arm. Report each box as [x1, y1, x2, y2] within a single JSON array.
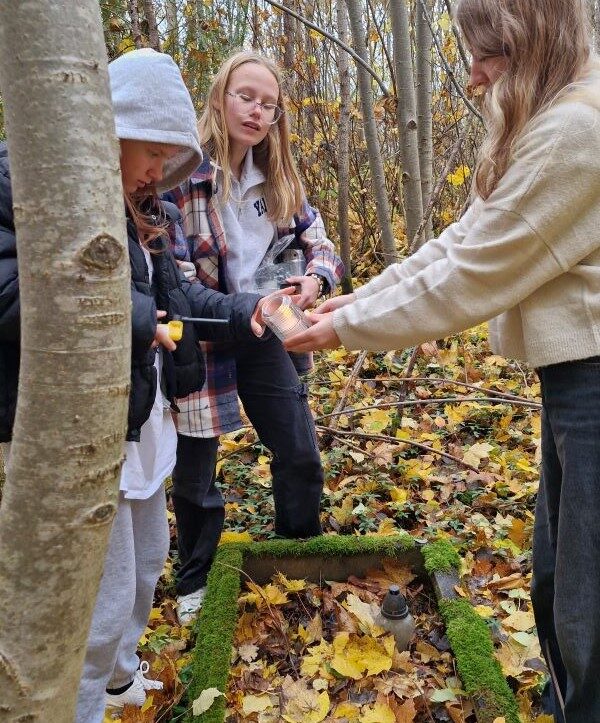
[[291, 201, 344, 295], [179, 270, 262, 343], [331, 101, 600, 353], [351, 200, 481, 302]]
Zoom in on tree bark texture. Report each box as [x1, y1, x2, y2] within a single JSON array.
[[345, 0, 397, 265], [415, 0, 434, 245], [0, 1, 130, 720], [336, 0, 353, 292], [142, 0, 161, 50], [390, 0, 424, 249], [128, 0, 144, 48], [165, 0, 179, 57], [282, 0, 297, 69]]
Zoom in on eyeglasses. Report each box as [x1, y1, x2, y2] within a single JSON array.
[[225, 91, 283, 124]]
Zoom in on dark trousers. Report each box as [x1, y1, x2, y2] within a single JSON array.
[[531, 357, 600, 723], [172, 334, 323, 596]]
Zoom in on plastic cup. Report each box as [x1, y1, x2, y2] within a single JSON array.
[[261, 294, 310, 341]]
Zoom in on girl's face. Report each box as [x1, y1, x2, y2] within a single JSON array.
[[119, 140, 180, 193], [469, 51, 509, 90], [222, 63, 280, 153]]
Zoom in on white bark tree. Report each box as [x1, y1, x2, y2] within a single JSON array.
[[390, 0, 424, 249], [415, 0, 434, 244], [336, 0, 353, 292], [346, 0, 398, 265], [0, 1, 130, 720]]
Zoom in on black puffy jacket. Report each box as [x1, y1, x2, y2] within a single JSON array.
[[127, 208, 260, 441], [0, 145, 19, 442], [0, 142, 261, 442]]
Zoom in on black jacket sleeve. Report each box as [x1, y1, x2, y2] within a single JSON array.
[[180, 274, 261, 342], [130, 282, 157, 358]]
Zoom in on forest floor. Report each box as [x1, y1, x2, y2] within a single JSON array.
[[101, 325, 550, 722]]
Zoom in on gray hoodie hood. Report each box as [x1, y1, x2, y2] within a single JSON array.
[[108, 49, 202, 192]]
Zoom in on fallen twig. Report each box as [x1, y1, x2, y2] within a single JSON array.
[[316, 425, 481, 473]]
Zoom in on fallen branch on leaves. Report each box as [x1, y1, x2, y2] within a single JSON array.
[[316, 425, 481, 473]]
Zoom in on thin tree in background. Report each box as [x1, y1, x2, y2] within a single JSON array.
[[415, 0, 434, 244], [345, 0, 397, 265], [336, 0, 353, 291], [142, 0, 161, 50], [390, 0, 424, 249], [128, 0, 144, 48], [0, 0, 129, 718], [165, 0, 179, 57]]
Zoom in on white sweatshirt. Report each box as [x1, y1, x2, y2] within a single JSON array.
[[334, 72, 600, 368]]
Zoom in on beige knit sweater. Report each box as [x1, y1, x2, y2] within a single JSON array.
[[334, 76, 600, 368]]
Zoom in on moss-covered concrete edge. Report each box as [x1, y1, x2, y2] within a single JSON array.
[[185, 543, 243, 723], [439, 599, 520, 723], [184, 535, 519, 723], [421, 538, 461, 574]]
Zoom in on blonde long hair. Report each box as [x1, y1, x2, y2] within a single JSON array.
[[198, 50, 304, 221], [456, 0, 592, 199]]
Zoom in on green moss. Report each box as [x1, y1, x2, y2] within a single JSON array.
[[422, 538, 461, 574], [187, 544, 243, 723], [243, 532, 415, 559], [186, 536, 518, 723], [439, 599, 520, 723]]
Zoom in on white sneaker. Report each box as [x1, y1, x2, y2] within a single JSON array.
[[105, 660, 163, 709], [177, 587, 207, 625]]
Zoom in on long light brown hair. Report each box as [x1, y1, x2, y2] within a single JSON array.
[[456, 0, 592, 199], [125, 193, 168, 249], [198, 50, 304, 222]]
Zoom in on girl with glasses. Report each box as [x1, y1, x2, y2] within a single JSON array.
[[286, 0, 600, 720], [165, 51, 343, 624]]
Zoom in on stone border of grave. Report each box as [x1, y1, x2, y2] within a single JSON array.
[[184, 535, 519, 723]]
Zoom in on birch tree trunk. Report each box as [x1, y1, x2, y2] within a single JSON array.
[[0, 1, 130, 720], [336, 0, 353, 292], [390, 0, 424, 249], [143, 0, 161, 50], [345, 0, 397, 265], [129, 0, 144, 48], [165, 0, 179, 57], [415, 0, 434, 244], [283, 0, 297, 70]]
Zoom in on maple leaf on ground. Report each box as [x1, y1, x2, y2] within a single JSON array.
[[237, 642, 259, 663], [360, 698, 396, 722], [274, 572, 306, 592], [330, 631, 393, 679], [280, 676, 330, 722], [297, 612, 323, 645]]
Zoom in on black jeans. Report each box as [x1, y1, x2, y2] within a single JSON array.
[[532, 356, 600, 722], [172, 334, 323, 595]]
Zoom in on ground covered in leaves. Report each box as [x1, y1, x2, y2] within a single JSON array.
[[105, 325, 553, 723]]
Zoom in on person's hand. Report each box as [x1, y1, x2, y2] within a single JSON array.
[[177, 260, 196, 280], [285, 275, 321, 309], [153, 310, 177, 351], [313, 292, 356, 314], [251, 286, 297, 337], [283, 311, 340, 352]]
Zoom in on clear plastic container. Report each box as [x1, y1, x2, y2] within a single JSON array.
[[261, 294, 310, 341]]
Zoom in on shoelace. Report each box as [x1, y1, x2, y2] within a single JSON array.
[[136, 660, 164, 690]]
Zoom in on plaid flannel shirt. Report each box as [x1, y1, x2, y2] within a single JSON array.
[[165, 155, 344, 438]]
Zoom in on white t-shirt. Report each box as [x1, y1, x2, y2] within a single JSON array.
[[120, 246, 177, 500], [217, 148, 277, 293]]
